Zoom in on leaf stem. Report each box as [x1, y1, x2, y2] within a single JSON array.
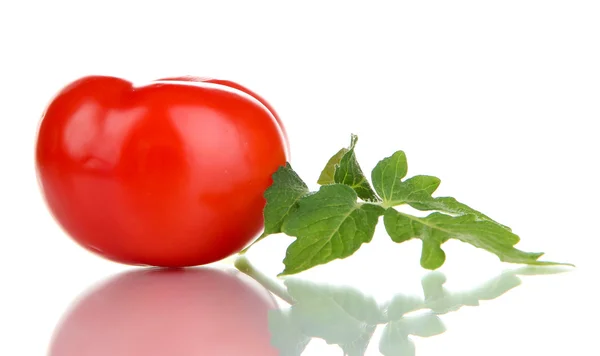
[[234, 255, 295, 305], [239, 237, 260, 255], [380, 200, 406, 209]]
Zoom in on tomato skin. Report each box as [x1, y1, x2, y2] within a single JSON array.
[[36, 76, 288, 267], [48, 268, 279, 356], [158, 75, 290, 155]]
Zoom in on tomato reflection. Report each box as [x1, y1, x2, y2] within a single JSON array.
[[48, 267, 279, 356]]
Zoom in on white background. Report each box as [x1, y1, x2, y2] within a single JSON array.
[[1, 1, 599, 355]]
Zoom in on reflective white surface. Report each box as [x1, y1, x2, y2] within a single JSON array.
[[1, 1, 599, 355], [244, 237, 592, 355], [36, 251, 593, 355]]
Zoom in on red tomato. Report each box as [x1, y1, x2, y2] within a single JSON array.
[[159, 75, 290, 154], [48, 267, 280, 356], [36, 76, 289, 267]]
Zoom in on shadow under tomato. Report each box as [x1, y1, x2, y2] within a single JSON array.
[[48, 267, 280, 356]]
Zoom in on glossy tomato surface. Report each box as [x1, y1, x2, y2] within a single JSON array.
[[159, 75, 289, 153], [48, 267, 280, 356], [36, 76, 288, 267]]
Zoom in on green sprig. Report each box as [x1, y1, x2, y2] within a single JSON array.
[[247, 134, 571, 275]]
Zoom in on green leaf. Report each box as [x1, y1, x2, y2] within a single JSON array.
[[242, 163, 310, 253], [333, 134, 381, 202], [372, 151, 441, 207], [280, 184, 385, 275], [371, 150, 408, 202], [262, 163, 310, 238], [383, 209, 561, 270], [317, 148, 348, 185], [250, 135, 570, 273], [371, 151, 507, 227], [391, 175, 442, 207], [409, 197, 508, 229]]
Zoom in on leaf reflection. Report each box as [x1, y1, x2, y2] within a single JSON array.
[[268, 266, 569, 355]]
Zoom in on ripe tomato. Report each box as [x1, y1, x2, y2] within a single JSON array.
[[159, 75, 290, 154], [48, 267, 280, 356], [36, 76, 289, 267]]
